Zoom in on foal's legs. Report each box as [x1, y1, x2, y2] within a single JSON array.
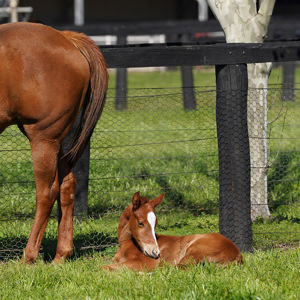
[[21, 139, 60, 263], [53, 151, 76, 264]]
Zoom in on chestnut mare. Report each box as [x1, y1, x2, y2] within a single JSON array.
[[104, 192, 243, 271], [0, 22, 108, 263]]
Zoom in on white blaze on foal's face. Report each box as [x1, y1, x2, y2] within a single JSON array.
[[147, 211, 158, 247]]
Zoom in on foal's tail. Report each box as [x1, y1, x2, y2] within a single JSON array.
[[61, 31, 108, 168]]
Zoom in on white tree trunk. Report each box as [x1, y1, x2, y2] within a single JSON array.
[[207, 0, 276, 220]]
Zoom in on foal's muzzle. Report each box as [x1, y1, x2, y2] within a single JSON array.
[[144, 248, 160, 259]]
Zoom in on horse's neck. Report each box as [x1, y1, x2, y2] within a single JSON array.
[[117, 205, 132, 240], [117, 207, 142, 252], [118, 222, 133, 245], [117, 206, 135, 246]]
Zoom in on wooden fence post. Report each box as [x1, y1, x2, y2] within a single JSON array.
[[10, 0, 19, 23], [115, 34, 127, 110], [180, 34, 196, 110], [282, 61, 295, 101], [72, 143, 90, 221], [62, 112, 89, 221], [181, 65, 197, 110], [215, 64, 253, 252]]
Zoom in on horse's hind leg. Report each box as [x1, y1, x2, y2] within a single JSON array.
[[21, 139, 60, 263], [53, 151, 76, 264]]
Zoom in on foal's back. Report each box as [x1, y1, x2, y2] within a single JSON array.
[[157, 233, 243, 266]]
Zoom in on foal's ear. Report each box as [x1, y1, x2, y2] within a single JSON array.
[[132, 191, 141, 211], [150, 193, 164, 209]]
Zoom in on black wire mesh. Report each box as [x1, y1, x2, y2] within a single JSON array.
[[216, 64, 252, 252], [0, 84, 299, 260]]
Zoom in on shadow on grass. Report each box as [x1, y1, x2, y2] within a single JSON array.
[[154, 174, 218, 215], [0, 235, 27, 261], [268, 152, 300, 209], [0, 232, 118, 262]]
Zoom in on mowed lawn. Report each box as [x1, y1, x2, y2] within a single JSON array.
[[0, 249, 299, 299], [0, 67, 299, 299]]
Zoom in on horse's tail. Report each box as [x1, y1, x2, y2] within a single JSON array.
[[61, 30, 108, 168]]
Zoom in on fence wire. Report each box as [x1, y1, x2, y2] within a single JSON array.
[[0, 84, 299, 260]]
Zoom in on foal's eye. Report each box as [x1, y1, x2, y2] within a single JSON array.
[[137, 221, 144, 227]]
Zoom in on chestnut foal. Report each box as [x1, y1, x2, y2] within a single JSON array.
[[103, 192, 243, 271]]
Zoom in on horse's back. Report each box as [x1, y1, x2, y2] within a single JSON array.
[[158, 233, 243, 265], [0, 22, 89, 135], [185, 233, 243, 264]]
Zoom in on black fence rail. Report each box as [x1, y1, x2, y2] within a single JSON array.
[[101, 41, 300, 68]]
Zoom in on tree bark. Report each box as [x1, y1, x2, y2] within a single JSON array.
[[207, 0, 276, 220]]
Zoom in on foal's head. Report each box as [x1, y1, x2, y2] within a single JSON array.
[[128, 191, 164, 259]]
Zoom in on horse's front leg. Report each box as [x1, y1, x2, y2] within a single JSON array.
[[53, 152, 76, 264], [21, 139, 60, 263]]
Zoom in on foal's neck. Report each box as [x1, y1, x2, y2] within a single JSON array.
[[117, 205, 132, 239], [117, 209, 142, 251], [118, 221, 133, 245]]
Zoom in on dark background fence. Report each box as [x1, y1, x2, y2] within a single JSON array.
[[57, 18, 300, 109]]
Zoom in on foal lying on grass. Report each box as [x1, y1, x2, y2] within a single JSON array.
[[103, 192, 243, 271]]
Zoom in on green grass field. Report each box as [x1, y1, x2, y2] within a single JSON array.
[[0, 67, 299, 299], [0, 249, 299, 299]]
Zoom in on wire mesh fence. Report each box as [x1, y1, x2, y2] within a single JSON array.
[[0, 83, 299, 260]]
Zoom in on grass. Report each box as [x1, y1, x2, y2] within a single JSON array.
[[0, 67, 299, 298], [0, 249, 299, 299]]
